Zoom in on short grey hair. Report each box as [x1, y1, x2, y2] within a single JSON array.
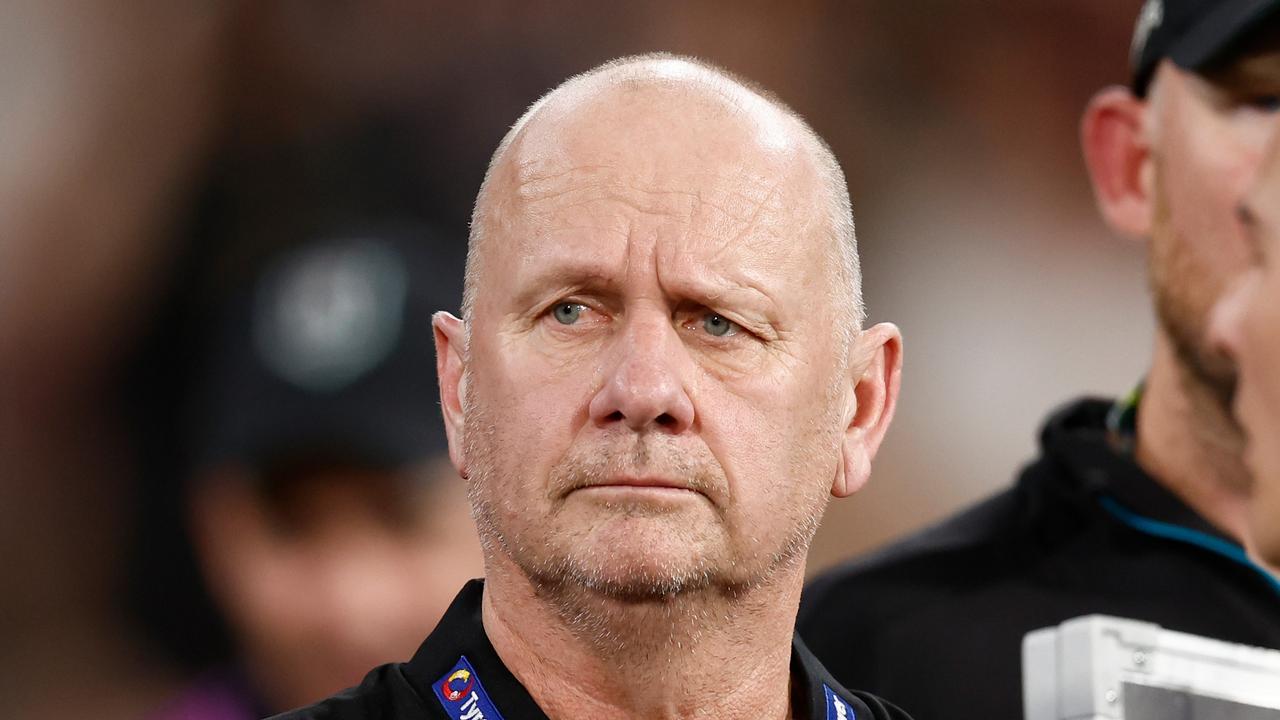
[[462, 53, 863, 337]]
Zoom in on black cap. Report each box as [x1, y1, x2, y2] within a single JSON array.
[[1130, 0, 1280, 97], [186, 226, 465, 474]]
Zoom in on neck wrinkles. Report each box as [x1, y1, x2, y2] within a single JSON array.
[[479, 556, 802, 720]]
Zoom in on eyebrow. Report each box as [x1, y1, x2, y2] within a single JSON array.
[[665, 272, 779, 316], [509, 261, 620, 312], [506, 258, 782, 327]]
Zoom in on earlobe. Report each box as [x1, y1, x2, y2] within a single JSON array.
[[833, 323, 903, 499], [433, 311, 469, 479], [1081, 86, 1154, 239], [833, 434, 870, 499]]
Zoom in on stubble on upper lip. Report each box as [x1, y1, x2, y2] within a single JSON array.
[[547, 434, 727, 506]]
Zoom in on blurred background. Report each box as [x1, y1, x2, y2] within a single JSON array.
[[0, 0, 1152, 717]]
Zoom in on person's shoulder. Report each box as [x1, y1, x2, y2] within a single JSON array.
[[800, 396, 1112, 625], [846, 688, 916, 720], [269, 663, 425, 720], [796, 633, 916, 720], [803, 485, 1025, 614]]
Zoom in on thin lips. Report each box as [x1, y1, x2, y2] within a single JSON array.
[[581, 476, 696, 492]]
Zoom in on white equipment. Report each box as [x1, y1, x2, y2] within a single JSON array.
[[1023, 615, 1280, 719]]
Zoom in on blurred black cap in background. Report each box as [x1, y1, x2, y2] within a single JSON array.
[[186, 226, 461, 477], [1131, 0, 1280, 96]]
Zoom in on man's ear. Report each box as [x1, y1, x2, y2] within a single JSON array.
[[1081, 86, 1155, 239], [433, 311, 469, 479], [833, 322, 902, 498]]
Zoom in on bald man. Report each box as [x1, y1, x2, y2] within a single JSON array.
[[273, 54, 910, 720]]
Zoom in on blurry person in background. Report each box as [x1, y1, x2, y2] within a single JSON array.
[[147, 231, 482, 719], [1211, 126, 1280, 571], [800, 2, 1280, 718], [0, 3, 229, 716]]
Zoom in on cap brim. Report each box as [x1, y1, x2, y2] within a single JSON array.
[[1169, 0, 1280, 72]]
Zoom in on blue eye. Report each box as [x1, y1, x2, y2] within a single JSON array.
[[702, 313, 737, 337], [552, 303, 585, 325]]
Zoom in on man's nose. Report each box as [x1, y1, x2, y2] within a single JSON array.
[[588, 315, 695, 433]]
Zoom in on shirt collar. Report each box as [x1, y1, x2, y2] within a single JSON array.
[[403, 580, 546, 720], [1044, 394, 1227, 539], [403, 579, 878, 720]]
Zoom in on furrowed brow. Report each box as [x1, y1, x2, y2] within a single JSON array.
[[509, 261, 619, 311]]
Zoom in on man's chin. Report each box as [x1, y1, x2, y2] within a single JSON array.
[[557, 494, 721, 552], [525, 562, 717, 604], [522, 533, 725, 603], [578, 571, 715, 603]]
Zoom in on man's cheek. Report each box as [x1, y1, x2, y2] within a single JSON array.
[[520, 381, 591, 444]]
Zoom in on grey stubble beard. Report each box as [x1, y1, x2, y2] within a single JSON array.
[[459, 375, 825, 657]]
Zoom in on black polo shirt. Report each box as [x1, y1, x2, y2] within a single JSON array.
[[274, 580, 911, 720], [799, 397, 1280, 720]]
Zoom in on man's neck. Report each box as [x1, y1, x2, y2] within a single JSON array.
[[1135, 333, 1251, 543], [480, 558, 802, 720]]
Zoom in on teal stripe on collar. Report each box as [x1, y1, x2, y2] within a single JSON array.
[[1099, 494, 1280, 597]]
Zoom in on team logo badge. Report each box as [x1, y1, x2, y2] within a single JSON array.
[[440, 668, 474, 702], [433, 656, 507, 720], [824, 684, 855, 720]]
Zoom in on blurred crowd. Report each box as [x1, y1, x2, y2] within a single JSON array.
[[1, 1, 1158, 718]]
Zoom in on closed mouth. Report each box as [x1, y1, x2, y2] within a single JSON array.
[[574, 476, 700, 494]]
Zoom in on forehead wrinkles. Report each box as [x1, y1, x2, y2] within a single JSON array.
[[508, 116, 823, 228], [509, 166, 826, 300], [478, 82, 837, 297], [507, 81, 805, 197], [511, 158, 800, 227]]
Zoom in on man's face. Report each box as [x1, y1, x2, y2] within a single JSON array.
[[1145, 47, 1280, 407], [1211, 129, 1280, 567], [459, 86, 853, 600]]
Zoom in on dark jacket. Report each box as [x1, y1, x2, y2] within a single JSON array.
[[799, 398, 1280, 720]]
